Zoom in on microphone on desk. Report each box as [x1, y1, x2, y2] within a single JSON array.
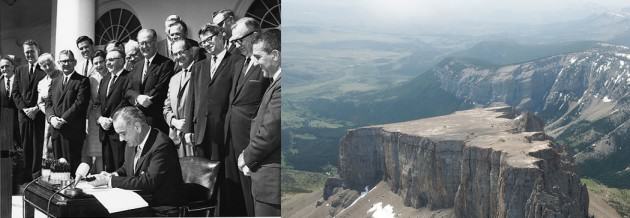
[[74, 163, 90, 187]]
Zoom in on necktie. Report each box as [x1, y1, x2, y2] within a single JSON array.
[[242, 57, 251, 76], [63, 76, 69, 88], [83, 61, 89, 76], [133, 145, 142, 174], [142, 59, 150, 84], [5, 77, 10, 97], [29, 64, 34, 75], [210, 55, 218, 79], [107, 75, 118, 96]]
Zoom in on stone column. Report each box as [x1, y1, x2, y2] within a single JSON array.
[[54, 0, 95, 65]]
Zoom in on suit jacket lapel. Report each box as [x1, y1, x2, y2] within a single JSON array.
[[134, 128, 156, 175], [208, 52, 230, 87], [234, 64, 260, 99]]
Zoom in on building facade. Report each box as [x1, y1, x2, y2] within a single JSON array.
[[1, 0, 280, 65]]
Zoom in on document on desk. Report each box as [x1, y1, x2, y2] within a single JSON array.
[[76, 183, 148, 213]]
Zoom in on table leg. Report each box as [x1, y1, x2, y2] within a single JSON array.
[[23, 198, 34, 218]]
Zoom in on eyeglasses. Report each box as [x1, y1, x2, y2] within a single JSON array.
[[215, 16, 231, 27], [200, 34, 218, 46], [231, 31, 256, 46], [58, 59, 75, 63], [106, 57, 123, 62]]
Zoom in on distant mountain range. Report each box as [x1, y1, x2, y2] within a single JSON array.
[[323, 43, 630, 187]]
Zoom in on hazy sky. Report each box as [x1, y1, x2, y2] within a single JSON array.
[[285, 0, 630, 29]]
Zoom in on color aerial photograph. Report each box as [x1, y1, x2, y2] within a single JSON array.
[[282, 0, 630, 217]]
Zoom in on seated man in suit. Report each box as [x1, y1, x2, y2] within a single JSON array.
[[88, 106, 184, 206]]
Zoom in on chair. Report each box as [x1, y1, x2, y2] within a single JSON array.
[[154, 156, 220, 217]]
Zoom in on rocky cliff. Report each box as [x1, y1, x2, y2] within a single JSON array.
[[331, 107, 589, 217], [430, 44, 630, 187]]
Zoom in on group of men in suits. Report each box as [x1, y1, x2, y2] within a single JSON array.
[[0, 9, 281, 216]]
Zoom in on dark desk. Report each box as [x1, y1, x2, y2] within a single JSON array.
[[23, 178, 153, 217]]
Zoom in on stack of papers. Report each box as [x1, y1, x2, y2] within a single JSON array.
[[76, 182, 148, 213]]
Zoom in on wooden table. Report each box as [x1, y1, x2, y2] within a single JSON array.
[[23, 178, 153, 217]]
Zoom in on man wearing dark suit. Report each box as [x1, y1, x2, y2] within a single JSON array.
[[88, 106, 184, 206], [0, 57, 21, 195], [212, 9, 240, 55], [45, 50, 90, 174], [12, 40, 46, 182], [183, 24, 242, 216], [223, 18, 270, 216], [238, 29, 281, 216], [96, 49, 132, 172], [156, 15, 181, 60], [157, 19, 205, 62], [0, 58, 20, 149], [127, 29, 174, 134]]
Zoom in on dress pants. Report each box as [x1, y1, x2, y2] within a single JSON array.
[[18, 113, 44, 182]]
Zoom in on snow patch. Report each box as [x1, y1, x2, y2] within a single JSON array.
[[367, 202, 395, 218], [603, 96, 612, 103], [569, 57, 577, 64]]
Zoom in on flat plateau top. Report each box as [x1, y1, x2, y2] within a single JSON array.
[[374, 106, 550, 168]]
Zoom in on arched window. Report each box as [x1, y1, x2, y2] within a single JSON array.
[[95, 8, 142, 46], [246, 0, 281, 30]]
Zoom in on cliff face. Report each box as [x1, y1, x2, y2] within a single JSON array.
[[430, 45, 630, 186], [336, 107, 589, 218]]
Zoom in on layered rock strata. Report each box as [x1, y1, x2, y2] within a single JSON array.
[[335, 107, 588, 217]]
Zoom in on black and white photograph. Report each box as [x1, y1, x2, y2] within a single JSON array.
[[1, 0, 280, 217]]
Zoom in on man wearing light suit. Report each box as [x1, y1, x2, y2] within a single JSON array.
[[45, 50, 91, 174], [224, 18, 270, 216], [163, 39, 194, 156], [238, 29, 281, 216]]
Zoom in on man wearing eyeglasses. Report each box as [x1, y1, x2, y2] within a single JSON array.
[[223, 17, 271, 216], [126, 29, 174, 134], [163, 20, 206, 62], [45, 50, 91, 175], [97, 49, 132, 172], [212, 9, 239, 55], [183, 23, 243, 216], [164, 39, 194, 157]]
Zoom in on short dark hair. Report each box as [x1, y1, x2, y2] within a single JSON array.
[[253, 29, 281, 53], [92, 50, 106, 60], [76, 36, 94, 46], [198, 23, 223, 37], [168, 20, 188, 35], [171, 39, 191, 51], [23, 39, 39, 48], [112, 106, 147, 126]]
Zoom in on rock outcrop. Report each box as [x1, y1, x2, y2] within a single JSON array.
[[332, 107, 589, 217]]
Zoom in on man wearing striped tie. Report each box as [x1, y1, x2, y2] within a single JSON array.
[[183, 23, 243, 216]]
